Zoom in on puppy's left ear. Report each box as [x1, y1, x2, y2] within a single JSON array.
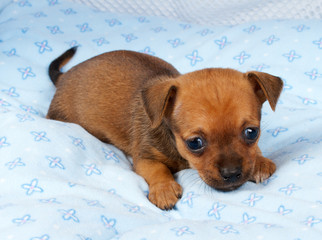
[[141, 79, 177, 128], [246, 71, 283, 111]]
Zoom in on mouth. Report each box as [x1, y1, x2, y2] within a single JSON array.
[[213, 184, 243, 192], [199, 170, 249, 192]]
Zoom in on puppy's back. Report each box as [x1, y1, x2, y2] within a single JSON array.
[[47, 50, 180, 153]]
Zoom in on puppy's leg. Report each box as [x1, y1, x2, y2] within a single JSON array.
[[251, 148, 276, 183], [134, 158, 182, 210]]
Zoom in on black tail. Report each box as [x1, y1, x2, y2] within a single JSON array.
[[48, 46, 78, 85]]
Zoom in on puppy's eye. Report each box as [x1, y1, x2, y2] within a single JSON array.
[[185, 137, 206, 153], [243, 127, 259, 143]]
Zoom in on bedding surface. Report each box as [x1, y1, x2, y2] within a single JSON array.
[[0, 1, 321, 239], [70, 0, 322, 25]]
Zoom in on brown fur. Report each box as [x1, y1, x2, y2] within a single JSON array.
[[47, 48, 283, 210]]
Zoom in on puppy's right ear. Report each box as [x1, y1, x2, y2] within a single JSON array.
[[141, 80, 177, 128]]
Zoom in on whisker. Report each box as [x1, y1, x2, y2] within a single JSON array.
[[177, 170, 220, 200]]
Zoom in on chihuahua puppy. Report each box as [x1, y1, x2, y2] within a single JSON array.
[[47, 47, 283, 210]]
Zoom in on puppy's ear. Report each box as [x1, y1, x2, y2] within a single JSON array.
[[142, 80, 177, 128], [246, 71, 283, 111]]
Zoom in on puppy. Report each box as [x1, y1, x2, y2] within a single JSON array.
[[47, 47, 283, 210]]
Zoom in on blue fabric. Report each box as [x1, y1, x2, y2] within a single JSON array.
[[0, 1, 321, 239]]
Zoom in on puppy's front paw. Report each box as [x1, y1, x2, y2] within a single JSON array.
[[251, 156, 276, 184], [148, 181, 182, 210]]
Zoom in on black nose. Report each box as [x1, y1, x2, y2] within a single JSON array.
[[220, 167, 242, 183]]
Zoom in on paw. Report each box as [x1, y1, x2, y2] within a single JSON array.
[[251, 157, 276, 184], [148, 181, 182, 210]]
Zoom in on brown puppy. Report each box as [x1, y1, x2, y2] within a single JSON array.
[[47, 47, 283, 210]]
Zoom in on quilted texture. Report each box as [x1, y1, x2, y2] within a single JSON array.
[[71, 0, 322, 25]]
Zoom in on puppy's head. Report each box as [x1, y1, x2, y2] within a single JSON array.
[[142, 68, 283, 191]]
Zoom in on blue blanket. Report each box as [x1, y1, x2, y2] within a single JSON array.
[[0, 1, 321, 239]]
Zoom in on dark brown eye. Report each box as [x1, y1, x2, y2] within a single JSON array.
[[243, 127, 259, 144], [185, 137, 206, 153]]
